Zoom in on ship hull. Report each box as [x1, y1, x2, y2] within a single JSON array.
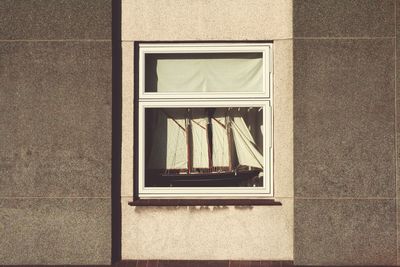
[[146, 170, 261, 187]]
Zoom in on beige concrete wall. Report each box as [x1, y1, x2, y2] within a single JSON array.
[[121, 0, 293, 260]]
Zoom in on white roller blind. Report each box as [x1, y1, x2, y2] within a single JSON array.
[[146, 53, 263, 93]]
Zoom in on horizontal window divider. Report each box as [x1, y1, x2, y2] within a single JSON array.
[[128, 198, 282, 207]]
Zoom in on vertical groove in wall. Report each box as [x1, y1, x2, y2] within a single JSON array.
[[396, 1, 398, 265]]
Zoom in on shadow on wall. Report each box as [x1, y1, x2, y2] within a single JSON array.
[[132, 205, 255, 214], [111, 0, 122, 264]]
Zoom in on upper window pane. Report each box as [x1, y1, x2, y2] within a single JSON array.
[[138, 43, 272, 99], [144, 53, 263, 93]]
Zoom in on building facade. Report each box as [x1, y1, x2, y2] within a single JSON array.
[[0, 0, 398, 266]]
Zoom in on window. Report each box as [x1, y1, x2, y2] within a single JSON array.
[[135, 43, 273, 199]]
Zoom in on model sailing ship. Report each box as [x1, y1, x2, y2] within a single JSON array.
[[146, 108, 264, 186]]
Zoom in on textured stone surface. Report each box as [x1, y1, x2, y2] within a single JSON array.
[[397, 8, 400, 265], [0, 42, 112, 197], [294, 39, 395, 198], [0, 198, 111, 264], [121, 197, 293, 260], [294, 199, 397, 266], [294, 0, 395, 37], [122, 0, 292, 41], [397, 2, 400, 201], [0, 0, 111, 40], [121, 42, 134, 198], [121, 1, 294, 262], [273, 40, 293, 198], [397, 0, 400, 37]]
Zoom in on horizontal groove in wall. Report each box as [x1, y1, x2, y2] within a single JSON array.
[[294, 36, 395, 40], [0, 39, 111, 42], [22, 260, 294, 267], [295, 197, 396, 200], [0, 196, 111, 199]]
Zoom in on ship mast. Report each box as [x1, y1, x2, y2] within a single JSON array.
[[186, 109, 193, 174], [226, 110, 234, 172], [206, 109, 213, 172]]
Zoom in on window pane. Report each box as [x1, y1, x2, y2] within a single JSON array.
[[144, 107, 265, 187], [145, 53, 263, 93]]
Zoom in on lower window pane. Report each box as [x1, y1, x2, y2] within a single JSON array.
[[144, 107, 265, 187]]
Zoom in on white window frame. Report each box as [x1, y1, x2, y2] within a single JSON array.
[[139, 43, 272, 100], [137, 42, 273, 199]]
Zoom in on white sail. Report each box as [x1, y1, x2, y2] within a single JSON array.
[[211, 111, 230, 167], [231, 112, 263, 169], [147, 109, 187, 170], [191, 110, 209, 169]]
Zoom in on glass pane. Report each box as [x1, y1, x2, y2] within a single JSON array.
[[144, 107, 265, 187], [145, 53, 263, 93]]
